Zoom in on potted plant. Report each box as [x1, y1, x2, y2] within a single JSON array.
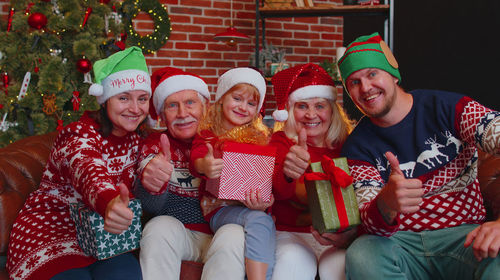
[[319, 59, 341, 82], [250, 41, 289, 76]]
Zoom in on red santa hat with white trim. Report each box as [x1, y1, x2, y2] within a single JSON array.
[[149, 67, 210, 120], [271, 63, 337, 122]]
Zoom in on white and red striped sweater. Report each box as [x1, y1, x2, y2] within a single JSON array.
[[7, 112, 140, 280]]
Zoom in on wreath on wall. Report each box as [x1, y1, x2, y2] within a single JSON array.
[[121, 0, 171, 54]]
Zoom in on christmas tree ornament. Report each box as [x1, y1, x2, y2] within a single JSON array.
[[76, 58, 92, 73], [7, 8, 14, 33], [25, 3, 35, 15], [28, 12, 48, 30], [2, 72, 9, 95], [0, 113, 7, 132], [81, 7, 93, 28], [56, 119, 63, 131], [18, 72, 31, 100], [76, 58, 93, 83], [72, 91, 80, 111], [51, 0, 61, 16], [100, 0, 111, 4], [42, 93, 57, 115]]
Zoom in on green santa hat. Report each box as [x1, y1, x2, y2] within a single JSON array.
[[89, 46, 151, 104], [338, 32, 401, 85]]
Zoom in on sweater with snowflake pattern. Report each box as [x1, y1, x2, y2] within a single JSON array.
[[135, 130, 210, 234], [340, 90, 500, 236], [7, 112, 140, 280]]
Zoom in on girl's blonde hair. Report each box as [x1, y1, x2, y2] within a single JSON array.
[[199, 83, 270, 144], [282, 98, 353, 148]]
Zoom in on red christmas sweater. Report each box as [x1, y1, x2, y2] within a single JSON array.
[[7, 112, 140, 280], [136, 130, 210, 234], [270, 131, 342, 232]]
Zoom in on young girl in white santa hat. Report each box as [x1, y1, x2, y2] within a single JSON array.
[[190, 67, 276, 280]]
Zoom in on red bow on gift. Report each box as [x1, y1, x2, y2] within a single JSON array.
[[304, 155, 353, 232]]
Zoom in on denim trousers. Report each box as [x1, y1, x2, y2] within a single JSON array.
[[345, 224, 500, 280], [50, 252, 142, 280], [210, 205, 276, 280]]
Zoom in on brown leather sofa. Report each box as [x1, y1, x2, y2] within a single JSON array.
[[1, 132, 499, 279]]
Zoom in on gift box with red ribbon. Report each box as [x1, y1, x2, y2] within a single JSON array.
[[206, 142, 276, 202], [304, 156, 360, 234]]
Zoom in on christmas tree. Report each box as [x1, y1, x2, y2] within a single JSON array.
[[0, 0, 125, 147]]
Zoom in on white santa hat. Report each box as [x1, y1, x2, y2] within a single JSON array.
[[215, 67, 267, 112], [149, 67, 210, 120], [270, 63, 337, 122]]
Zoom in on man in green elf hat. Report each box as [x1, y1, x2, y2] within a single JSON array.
[[338, 32, 500, 279]]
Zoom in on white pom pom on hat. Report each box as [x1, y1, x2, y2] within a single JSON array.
[[270, 63, 337, 122], [88, 83, 103, 97]]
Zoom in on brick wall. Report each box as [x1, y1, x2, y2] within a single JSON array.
[[0, 0, 344, 114]]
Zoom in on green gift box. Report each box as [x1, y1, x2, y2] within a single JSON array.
[[69, 199, 142, 260], [305, 157, 360, 234]]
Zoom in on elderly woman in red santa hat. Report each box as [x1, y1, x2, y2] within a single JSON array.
[[269, 63, 358, 280]]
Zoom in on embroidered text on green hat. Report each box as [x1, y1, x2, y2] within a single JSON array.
[[89, 46, 151, 104]]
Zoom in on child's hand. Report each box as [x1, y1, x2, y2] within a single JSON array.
[[200, 143, 224, 179], [104, 183, 134, 234], [240, 188, 274, 211]]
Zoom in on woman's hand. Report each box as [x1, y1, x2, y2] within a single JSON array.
[[311, 226, 358, 249], [104, 183, 134, 234], [240, 187, 274, 211], [283, 129, 310, 180]]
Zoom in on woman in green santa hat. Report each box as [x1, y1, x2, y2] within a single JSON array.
[[7, 46, 151, 280]]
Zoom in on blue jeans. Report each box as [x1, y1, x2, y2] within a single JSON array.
[[50, 252, 142, 280], [346, 224, 499, 280], [210, 205, 276, 280]]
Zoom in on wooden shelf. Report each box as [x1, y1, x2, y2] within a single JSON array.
[[259, 4, 390, 18]]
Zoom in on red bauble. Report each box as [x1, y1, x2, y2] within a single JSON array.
[[100, 0, 111, 4], [76, 58, 92, 73], [28, 12, 48, 30]]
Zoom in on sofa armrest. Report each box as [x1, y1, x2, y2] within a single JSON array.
[[477, 150, 500, 220], [0, 132, 58, 256]]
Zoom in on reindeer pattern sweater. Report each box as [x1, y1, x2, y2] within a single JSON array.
[[341, 90, 500, 236], [7, 112, 140, 280], [136, 131, 210, 234]]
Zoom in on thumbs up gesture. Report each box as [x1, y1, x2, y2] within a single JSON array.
[[104, 183, 134, 234], [195, 143, 224, 179], [141, 133, 174, 193], [376, 151, 424, 224], [283, 128, 310, 180]]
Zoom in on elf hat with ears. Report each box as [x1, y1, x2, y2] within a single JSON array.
[[338, 32, 401, 86], [215, 67, 267, 112], [88, 46, 151, 104], [271, 63, 336, 122], [149, 67, 210, 121]]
